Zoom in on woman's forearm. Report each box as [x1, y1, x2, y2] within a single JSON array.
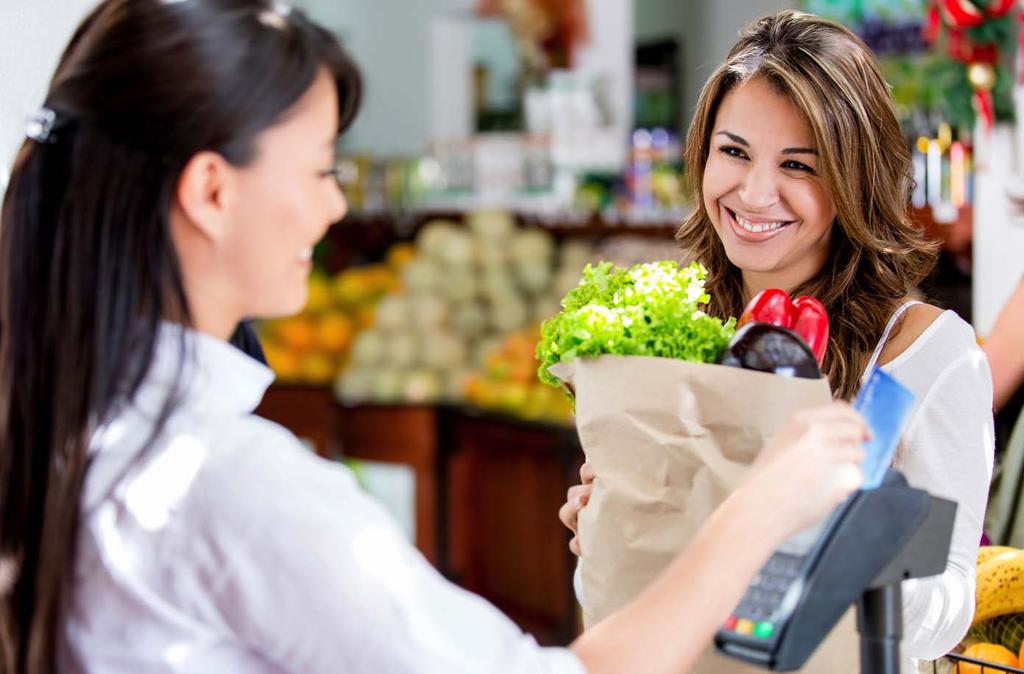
[[986, 333, 1024, 411], [984, 281, 1024, 411], [570, 487, 788, 674]]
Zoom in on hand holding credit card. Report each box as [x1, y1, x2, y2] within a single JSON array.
[[853, 369, 916, 490]]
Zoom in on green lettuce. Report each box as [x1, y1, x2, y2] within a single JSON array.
[[537, 261, 736, 388]]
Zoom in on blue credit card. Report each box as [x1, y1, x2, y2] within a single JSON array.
[[853, 369, 916, 490]]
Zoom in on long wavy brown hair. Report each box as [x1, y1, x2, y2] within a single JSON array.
[[677, 10, 938, 400]]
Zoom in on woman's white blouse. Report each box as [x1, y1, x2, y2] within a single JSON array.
[[885, 311, 994, 668], [60, 325, 585, 674]]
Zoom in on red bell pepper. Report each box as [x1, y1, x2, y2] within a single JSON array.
[[738, 289, 829, 365], [791, 296, 829, 365], [737, 288, 794, 329]]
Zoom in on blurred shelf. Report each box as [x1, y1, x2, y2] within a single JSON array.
[[910, 204, 972, 262], [322, 209, 681, 272], [323, 203, 970, 272]]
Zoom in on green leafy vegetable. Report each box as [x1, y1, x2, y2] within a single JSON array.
[[537, 261, 735, 388]]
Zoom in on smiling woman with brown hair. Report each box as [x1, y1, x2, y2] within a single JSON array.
[[562, 11, 994, 674], [677, 10, 940, 402]]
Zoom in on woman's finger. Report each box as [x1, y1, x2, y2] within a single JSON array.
[[559, 500, 577, 532], [568, 484, 591, 507]]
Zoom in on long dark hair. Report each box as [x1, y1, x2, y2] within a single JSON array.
[[0, 1, 360, 670], [676, 11, 938, 400]]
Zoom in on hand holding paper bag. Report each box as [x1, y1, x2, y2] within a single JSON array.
[[549, 355, 833, 627], [541, 261, 860, 673]]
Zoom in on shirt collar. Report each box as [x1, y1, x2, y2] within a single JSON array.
[[140, 322, 275, 417], [83, 323, 274, 512]]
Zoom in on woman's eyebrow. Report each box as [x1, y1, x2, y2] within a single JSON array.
[[782, 146, 818, 155], [712, 130, 815, 154], [715, 130, 748, 146]]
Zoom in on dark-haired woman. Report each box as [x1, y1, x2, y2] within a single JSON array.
[[0, 2, 866, 673]]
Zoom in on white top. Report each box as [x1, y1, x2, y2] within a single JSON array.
[[60, 325, 585, 674], [873, 307, 994, 670]]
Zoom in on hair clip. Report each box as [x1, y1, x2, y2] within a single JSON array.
[[26, 108, 58, 144], [258, 2, 292, 30]]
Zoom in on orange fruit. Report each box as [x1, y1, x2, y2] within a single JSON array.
[[299, 353, 337, 385], [333, 270, 368, 307], [315, 314, 353, 353], [277, 317, 317, 352], [355, 306, 377, 330], [508, 360, 536, 385], [957, 643, 1018, 673], [263, 343, 301, 381], [386, 243, 417, 271], [305, 274, 333, 314]]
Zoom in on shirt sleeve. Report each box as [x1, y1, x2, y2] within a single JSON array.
[[194, 424, 586, 674], [896, 348, 995, 661]]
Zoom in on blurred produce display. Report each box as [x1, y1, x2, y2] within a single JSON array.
[[335, 210, 593, 414], [259, 208, 693, 426], [258, 262, 401, 384], [463, 325, 574, 425], [592, 234, 685, 268]]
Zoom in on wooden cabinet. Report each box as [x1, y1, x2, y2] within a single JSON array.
[[255, 384, 335, 457], [441, 409, 583, 645]]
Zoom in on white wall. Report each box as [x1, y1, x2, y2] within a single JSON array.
[[295, 0, 477, 157], [0, 0, 98, 177], [973, 123, 1024, 334]]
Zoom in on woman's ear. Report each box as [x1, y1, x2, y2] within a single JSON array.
[[173, 151, 236, 241]]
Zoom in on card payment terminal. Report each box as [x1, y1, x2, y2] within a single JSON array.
[[715, 370, 958, 673]]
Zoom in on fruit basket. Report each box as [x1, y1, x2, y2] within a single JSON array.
[[933, 546, 1024, 673], [936, 651, 1024, 673]]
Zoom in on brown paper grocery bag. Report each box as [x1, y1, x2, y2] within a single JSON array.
[[550, 354, 859, 674]]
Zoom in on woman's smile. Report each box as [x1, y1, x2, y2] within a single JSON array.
[[722, 205, 796, 243]]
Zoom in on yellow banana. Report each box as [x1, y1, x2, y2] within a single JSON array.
[[978, 546, 1019, 567], [974, 550, 1024, 626]]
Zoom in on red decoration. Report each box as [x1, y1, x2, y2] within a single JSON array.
[[924, 4, 942, 42], [474, 0, 589, 69], [987, 0, 1017, 18], [947, 28, 967, 59], [936, 0, 1016, 29], [938, 0, 985, 28], [1018, 9, 1024, 84], [973, 88, 995, 131]]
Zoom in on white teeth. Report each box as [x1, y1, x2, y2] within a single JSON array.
[[734, 213, 787, 234], [299, 248, 313, 262]]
